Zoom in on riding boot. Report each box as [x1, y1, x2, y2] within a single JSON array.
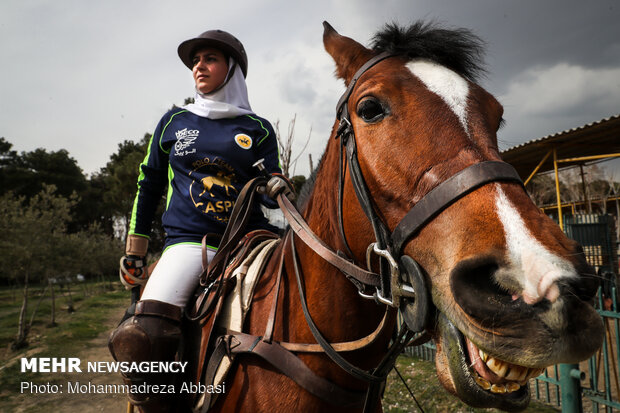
[[108, 300, 183, 412]]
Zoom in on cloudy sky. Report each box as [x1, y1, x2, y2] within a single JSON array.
[[1, 0, 619, 178]]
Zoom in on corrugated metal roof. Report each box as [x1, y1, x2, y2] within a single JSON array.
[[500, 114, 620, 179]]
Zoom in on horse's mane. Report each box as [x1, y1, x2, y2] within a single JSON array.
[[296, 152, 325, 208], [371, 21, 486, 82]]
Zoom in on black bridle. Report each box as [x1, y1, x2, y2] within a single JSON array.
[[334, 52, 523, 332]]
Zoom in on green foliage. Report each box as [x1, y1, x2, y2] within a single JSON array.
[[99, 138, 148, 226], [0, 185, 122, 285], [96, 135, 166, 251], [0, 137, 20, 194], [290, 175, 307, 195], [0, 139, 109, 233], [0, 143, 86, 200]]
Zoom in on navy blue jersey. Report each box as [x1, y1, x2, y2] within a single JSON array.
[[129, 108, 281, 248]]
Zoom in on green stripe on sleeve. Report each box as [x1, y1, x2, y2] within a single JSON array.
[[246, 114, 270, 145]]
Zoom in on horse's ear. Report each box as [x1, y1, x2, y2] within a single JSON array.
[[323, 21, 373, 85]]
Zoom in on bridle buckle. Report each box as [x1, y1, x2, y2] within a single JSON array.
[[365, 243, 415, 307], [336, 116, 352, 140]]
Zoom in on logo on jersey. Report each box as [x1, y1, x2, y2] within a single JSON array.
[[188, 159, 238, 223], [234, 134, 252, 150], [174, 128, 199, 156]]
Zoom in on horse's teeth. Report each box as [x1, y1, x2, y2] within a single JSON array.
[[486, 357, 508, 377], [506, 366, 526, 381], [472, 348, 546, 394], [506, 382, 521, 393], [473, 372, 522, 394], [475, 375, 491, 390]]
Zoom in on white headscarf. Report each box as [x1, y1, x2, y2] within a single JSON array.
[[184, 57, 254, 119]]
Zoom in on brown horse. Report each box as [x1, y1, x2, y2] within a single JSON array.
[[194, 22, 604, 413]]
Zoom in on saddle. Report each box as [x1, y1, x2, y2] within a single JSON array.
[[189, 229, 280, 411], [184, 176, 282, 411]]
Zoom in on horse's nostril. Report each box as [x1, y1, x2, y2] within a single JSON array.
[[450, 256, 533, 326], [560, 268, 600, 303]]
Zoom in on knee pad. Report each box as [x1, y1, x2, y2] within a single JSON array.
[[108, 300, 183, 364], [108, 300, 183, 407]]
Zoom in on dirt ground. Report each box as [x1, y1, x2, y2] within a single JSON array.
[[8, 307, 130, 413]]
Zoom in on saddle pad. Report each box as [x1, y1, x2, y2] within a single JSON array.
[[212, 237, 280, 389]]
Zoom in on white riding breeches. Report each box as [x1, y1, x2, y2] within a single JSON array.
[[140, 243, 216, 308]]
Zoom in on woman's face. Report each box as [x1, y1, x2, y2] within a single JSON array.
[[192, 47, 229, 94]]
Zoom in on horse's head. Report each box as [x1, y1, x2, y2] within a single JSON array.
[[322, 22, 603, 411]]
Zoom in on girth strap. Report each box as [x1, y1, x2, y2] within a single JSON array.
[[391, 160, 523, 255], [201, 331, 366, 410]]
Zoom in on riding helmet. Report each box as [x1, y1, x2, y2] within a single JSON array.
[[177, 29, 248, 77]]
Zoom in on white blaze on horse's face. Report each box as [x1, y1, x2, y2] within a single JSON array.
[[406, 59, 576, 305], [494, 185, 577, 304], [407, 60, 470, 134]]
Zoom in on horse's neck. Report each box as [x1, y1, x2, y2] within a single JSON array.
[[301, 145, 374, 262]]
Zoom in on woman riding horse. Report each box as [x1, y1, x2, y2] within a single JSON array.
[[108, 29, 292, 412], [116, 21, 603, 413]]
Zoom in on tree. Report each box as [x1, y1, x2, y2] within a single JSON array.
[[0, 137, 20, 195], [3, 147, 86, 199], [0, 185, 122, 348], [0, 140, 100, 231], [99, 138, 148, 231], [97, 135, 166, 251], [0, 186, 73, 347], [290, 175, 307, 194], [274, 115, 312, 178], [526, 174, 558, 206], [74, 172, 115, 235], [0, 137, 18, 165]]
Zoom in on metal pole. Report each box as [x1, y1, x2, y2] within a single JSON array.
[[579, 165, 591, 214], [559, 363, 584, 413], [524, 149, 553, 187], [556, 153, 620, 163], [553, 148, 564, 230]]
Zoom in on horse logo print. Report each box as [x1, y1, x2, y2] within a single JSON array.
[[234, 133, 252, 149], [199, 171, 238, 198]]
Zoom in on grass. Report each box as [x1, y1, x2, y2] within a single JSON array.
[[0, 278, 119, 349], [0, 280, 128, 403]]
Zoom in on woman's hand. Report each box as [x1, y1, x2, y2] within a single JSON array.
[[259, 173, 296, 202]]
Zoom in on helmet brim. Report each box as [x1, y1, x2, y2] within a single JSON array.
[[178, 37, 248, 77]]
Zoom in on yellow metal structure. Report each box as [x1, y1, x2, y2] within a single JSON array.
[[501, 115, 620, 223]]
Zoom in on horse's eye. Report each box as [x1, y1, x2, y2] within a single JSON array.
[[356, 97, 386, 123]]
